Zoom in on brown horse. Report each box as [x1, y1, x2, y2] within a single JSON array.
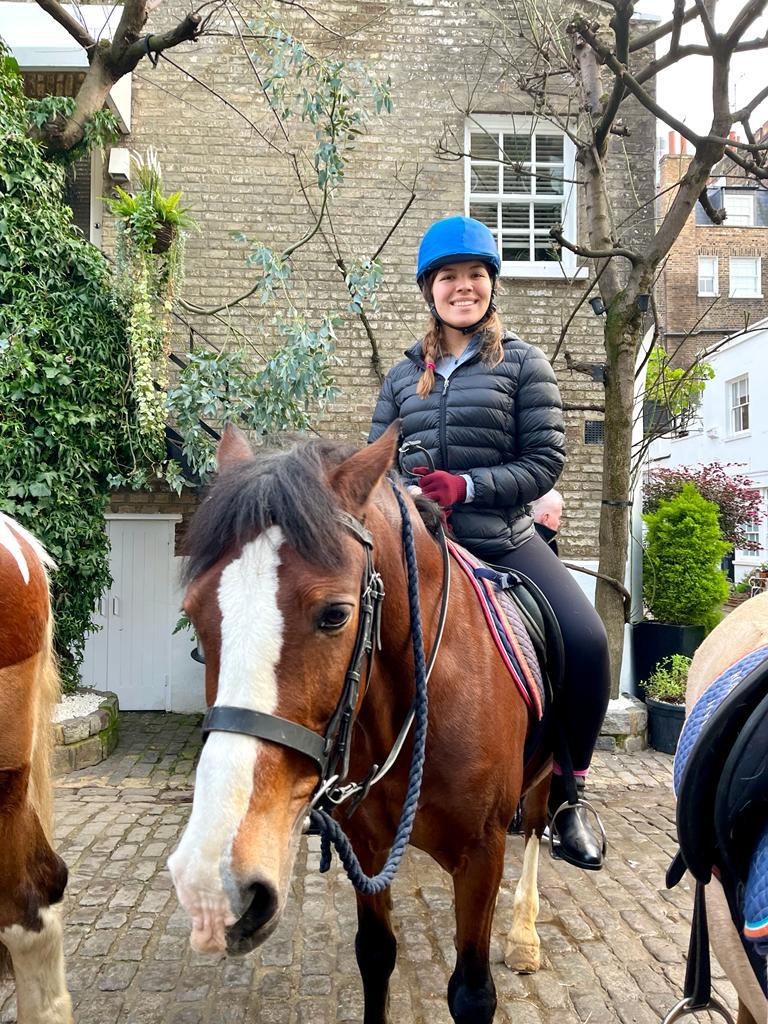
[[168, 425, 551, 1024], [0, 513, 71, 1023], [683, 593, 768, 1024]]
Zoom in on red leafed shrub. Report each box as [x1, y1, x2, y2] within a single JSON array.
[[643, 463, 764, 551]]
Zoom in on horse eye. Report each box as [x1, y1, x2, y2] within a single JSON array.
[[317, 604, 353, 632]]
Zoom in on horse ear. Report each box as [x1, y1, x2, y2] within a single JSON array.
[[330, 423, 400, 512], [217, 425, 253, 469]]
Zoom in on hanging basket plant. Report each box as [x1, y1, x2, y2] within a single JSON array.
[[152, 221, 177, 254], [105, 148, 197, 466]]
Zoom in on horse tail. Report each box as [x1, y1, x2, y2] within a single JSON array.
[[29, 575, 60, 842]]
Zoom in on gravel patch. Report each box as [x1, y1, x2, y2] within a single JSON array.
[[53, 691, 103, 723]]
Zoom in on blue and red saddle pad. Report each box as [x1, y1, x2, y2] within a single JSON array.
[[672, 643, 768, 958], [447, 540, 545, 721]]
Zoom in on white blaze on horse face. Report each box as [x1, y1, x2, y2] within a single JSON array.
[[168, 527, 285, 954]]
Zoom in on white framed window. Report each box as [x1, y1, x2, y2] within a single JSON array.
[[465, 115, 585, 280], [698, 255, 718, 296], [728, 375, 750, 435], [729, 257, 762, 298], [737, 488, 768, 559], [724, 191, 755, 227]]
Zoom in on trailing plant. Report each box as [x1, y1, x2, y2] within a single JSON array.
[[644, 463, 763, 550], [643, 484, 730, 632], [643, 654, 690, 705], [107, 148, 195, 464], [645, 346, 714, 432], [0, 46, 141, 690]]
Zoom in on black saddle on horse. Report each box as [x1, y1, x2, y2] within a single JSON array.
[[668, 646, 768, 1002]]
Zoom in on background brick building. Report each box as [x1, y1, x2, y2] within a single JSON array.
[[657, 131, 768, 369]]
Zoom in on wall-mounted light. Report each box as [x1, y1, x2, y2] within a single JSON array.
[[636, 293, 651, 313], [589, 296, 606, 316], [107, 147, 131, 184]]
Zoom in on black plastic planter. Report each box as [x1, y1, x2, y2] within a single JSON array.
[[646, 697, 686, 754], [633, 621, 705, 700]]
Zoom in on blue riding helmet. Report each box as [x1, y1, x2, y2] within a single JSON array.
[[416, 215, 501, 287]]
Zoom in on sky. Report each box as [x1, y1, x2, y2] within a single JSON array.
[[633, 1, 768, 139]]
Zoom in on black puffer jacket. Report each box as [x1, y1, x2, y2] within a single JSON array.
[[369, 333, 565, 557]]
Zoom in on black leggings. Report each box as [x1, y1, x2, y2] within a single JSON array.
[[484, 532, 610, 773]]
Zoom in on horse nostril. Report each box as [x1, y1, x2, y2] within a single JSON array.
[[226, 876, 281, 954], [244, 879, 278, 930]]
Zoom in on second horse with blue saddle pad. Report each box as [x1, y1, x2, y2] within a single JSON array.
[[668, 643, 768, 1007]]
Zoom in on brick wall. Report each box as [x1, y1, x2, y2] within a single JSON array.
[[657, 152, 768, 367], [96, 0, 657, 559]]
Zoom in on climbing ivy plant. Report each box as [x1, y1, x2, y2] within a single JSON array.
[[0, 47, 139, 690]]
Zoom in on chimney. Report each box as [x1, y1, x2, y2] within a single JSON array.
[[668, 130, 677, 155], [679, 135, 688, 154]]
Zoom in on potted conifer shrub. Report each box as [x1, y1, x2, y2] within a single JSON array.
[[634, 483, 729, 696], [643, 655, 689, 753]]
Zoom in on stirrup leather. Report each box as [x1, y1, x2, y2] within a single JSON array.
[[548, 797, 607, 862]]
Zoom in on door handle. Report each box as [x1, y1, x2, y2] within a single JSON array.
[[112, 597, 120, 617], [98, 598, 106, 617]]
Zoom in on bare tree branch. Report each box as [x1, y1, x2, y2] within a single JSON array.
[[550, 225, 640, 265], [697, 186, 726, 224], [34, 0, 96, 56], [628, 3, 698, 52]]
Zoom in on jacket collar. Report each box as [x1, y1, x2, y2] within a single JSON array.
[[405, 331, 488, 370]]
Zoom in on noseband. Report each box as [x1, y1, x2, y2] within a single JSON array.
[[201, 508, 387, 805]]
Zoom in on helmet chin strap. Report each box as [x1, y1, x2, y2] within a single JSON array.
[[427, 282, 497, 336]]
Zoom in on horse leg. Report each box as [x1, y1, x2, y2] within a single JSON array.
[[504, 776, 548, 974], [355, 886, 397, 1024], [0, 906, 72, 1024], [447, 833, 505, 1024]]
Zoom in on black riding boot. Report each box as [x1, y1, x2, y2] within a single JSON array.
[[547, 774, 604, 871]]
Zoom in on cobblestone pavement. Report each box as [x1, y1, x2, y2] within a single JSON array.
[[0, 713, 741, 1023]]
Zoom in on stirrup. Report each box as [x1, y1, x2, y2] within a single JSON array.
[[661, 996, 735, 1024], [548, 797, 607, 864]]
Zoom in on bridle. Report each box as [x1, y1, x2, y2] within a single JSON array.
[[201, 484, 450, 814]]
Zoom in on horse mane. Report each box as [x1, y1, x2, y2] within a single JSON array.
[[182, 439, 361, 585]]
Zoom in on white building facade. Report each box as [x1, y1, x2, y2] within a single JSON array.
[[648, 318, 768, 581]]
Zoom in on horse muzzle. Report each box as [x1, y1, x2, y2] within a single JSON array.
[[225, 875, 281, 955]]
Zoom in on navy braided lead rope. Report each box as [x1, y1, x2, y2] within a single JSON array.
[[308, 484, 429, 894]]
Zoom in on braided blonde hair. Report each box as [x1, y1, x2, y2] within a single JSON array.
[[416, 310, 504, 399]]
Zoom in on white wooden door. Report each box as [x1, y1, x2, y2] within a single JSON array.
[[81, 516, 177, 710]]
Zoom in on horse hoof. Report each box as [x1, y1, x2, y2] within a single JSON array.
[[504, 943, 540, 974]]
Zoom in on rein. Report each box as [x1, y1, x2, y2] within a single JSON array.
[[201, 479, 450, 895]]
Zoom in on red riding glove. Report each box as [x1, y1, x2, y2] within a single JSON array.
[[413, 467, 467, 507]]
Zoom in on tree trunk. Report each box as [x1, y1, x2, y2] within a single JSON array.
[[595, 306, 642, 696]]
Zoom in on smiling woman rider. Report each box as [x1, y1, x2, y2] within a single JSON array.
[[368, 215, 611, 871]]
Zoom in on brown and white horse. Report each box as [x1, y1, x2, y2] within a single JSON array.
[[168, 425, 551, 1024], [685, 592, 768, 1024], [0, 513, 71, 1024]]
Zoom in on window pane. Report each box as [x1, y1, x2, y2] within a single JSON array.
[[533, 203, 562, 230], [730, 257, 760, 296], [470, 163, 499, 193], [533, 245, 560, 263], [502, 241, 530, 262], [535, 166, 564, 195], [698, 256, 717, 295], [469, 203, 498, 230], [501, 204, 530, 231], [725, 192, 754, 227], [503, 134, 531, 162], [470, 133, 501, 161], [503, 164, 531, 193], [536, 135, 564, 162]]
